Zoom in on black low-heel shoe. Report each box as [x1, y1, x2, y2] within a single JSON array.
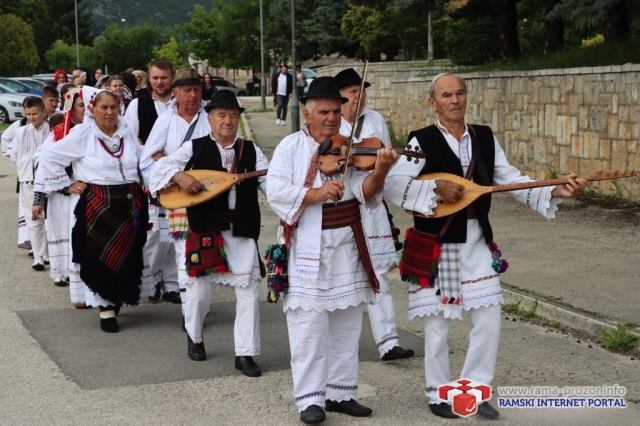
[[188, 336, 206, 361], [325, 399, 372, 417], [100, 317, 119, 333], [300, 405, 326, 424]]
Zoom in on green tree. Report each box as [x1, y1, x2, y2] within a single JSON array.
[[341, 5, 398, 60], [548, 0, 637, 43], [28, 0, 94, 71], [93, 21, 166, 72], [152, 36, 189, 68], [0, 14, 39, 76], [44, 39, 97, 72]]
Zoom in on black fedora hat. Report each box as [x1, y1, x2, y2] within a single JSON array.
[[204, 90, 245, 113], [300, 76, 349, 105], [172, 68, 202, 87], [335, 68, 370, 90]]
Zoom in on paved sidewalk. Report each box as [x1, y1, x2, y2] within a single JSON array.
[[0, 98, 638, 425]]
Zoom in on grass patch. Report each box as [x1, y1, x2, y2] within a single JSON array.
[[600, 324, 639, 352], [387, 121, 408, 147], [0, 123, 9, 132], [502, 299, 538, 317]]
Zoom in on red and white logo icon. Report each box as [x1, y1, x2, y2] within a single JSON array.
[[437, 379, 492, 417]]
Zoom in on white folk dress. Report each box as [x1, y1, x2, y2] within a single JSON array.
[[37, 118, 155, 306]]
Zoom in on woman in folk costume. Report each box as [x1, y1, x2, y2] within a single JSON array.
[[33, 87, 85, 287], [37, 87, 152, 333]]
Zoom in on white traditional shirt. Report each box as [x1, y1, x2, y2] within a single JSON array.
[[124, 94, 173, 139], [266, 124, 383, 312], [37, 117, 141, 194], [2, 119, 23, 157], [340, 107, 398, 270], [139, 101, 210, 187], [10, 122, 50, 182], [385, 121, 560, 319], [150, 136, 270, 287]]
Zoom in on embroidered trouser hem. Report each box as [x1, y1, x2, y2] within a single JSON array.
[[423, 303, 501, 403], [287, 304, 363, 412]]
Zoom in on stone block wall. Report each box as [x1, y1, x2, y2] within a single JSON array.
[[316, 62, 640, 199]]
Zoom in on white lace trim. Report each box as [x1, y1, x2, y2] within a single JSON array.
[[407, 291, 504, 320], [283, 291, 374, 313], [180, 266, 262, 287]]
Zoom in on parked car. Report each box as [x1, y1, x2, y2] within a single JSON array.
[[288, 68, 316, 94], [213, 79, 248, 96], [0, 78, 43, 96], [0, 84, 29, 124], [13, 78, 45, 90]]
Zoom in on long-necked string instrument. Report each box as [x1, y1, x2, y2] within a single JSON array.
[[158, 169, 267, 209], [340, 57, 370, 185], [406, 170, 638, 218]]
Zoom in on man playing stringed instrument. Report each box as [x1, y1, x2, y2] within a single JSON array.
[[266, 76, 399, 424], [149, 90, 269, 377], [336, 68, 414, 362], [384, 73, 587, 419]]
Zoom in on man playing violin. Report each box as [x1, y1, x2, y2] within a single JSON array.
[[266, 76, 399, 424], [336, 68, 415, 362], [383, 73, 587, 419]]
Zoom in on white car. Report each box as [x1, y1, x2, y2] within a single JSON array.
[[0, 84, 28, 124]]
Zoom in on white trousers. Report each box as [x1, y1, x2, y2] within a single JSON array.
[[368, 269, 401, 356], [19, 183, 47, 260], [184, 279, 261, 356], [287, 304, 363, 412], [144, 227, 179, 293], [423, 303, 502, 403], [18, 207, 28, 244]]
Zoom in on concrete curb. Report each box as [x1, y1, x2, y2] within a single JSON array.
[[237, 98, 255, 143], [502, 287, 640, 353]]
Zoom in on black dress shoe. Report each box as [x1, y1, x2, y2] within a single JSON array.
[[429, 402, 459, 419], [162, 291, 182, 304], [114, 304, 121, 316], [148, 283, 161, 301], [381, 345, 415, 361], [300, 405, 326, 424], [187, 336, 206, 361], [325, 399, 372, 417], [235, 356, 261, 377], [100, 317, 119, 333], [477, 401, 500, 419]]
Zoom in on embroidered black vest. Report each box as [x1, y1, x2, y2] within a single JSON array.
[[409, 124, 496, 244], [184, 135, 261, 239], [137, 92, 158, 144]]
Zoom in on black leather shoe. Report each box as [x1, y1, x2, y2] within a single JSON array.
[[100, 317, 119, 333], [325, 399, 372, 417], [429, 402, 458, 419], [477, 401, 500, 419], [381, 346, 415, 361], [235, 356, 261, 377], [182, 316, 186, 332], [148, 283, 161, 301], [300, 405, 326, 424], [187, 336, 206, 361], [162, 291, 182, 304], [114, 304, 121, 316]]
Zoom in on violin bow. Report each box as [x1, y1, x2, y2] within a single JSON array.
[[340, 56, 370, 184]]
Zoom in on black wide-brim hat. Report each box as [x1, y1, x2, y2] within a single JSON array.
[[300, 76, 349, 105], [204, 90, 245, 113], [335, 68, 370, 90], [172, 68, 202, 87]]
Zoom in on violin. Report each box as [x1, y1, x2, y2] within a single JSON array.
[[317, 135, 425, 175]]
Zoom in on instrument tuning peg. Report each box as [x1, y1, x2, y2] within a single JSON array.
[[407, 144, 412, 150], [414, 158, 419, 164], [406, 156, 412, 162]]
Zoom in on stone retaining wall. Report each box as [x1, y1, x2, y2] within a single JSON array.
[[316, 62, 640, 198]]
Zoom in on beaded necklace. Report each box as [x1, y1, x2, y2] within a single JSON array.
[[98, 135, 127, 180]]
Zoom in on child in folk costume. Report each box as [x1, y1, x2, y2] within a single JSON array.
[[33, 87, 85, 288], [10, 96, 50, 271]]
